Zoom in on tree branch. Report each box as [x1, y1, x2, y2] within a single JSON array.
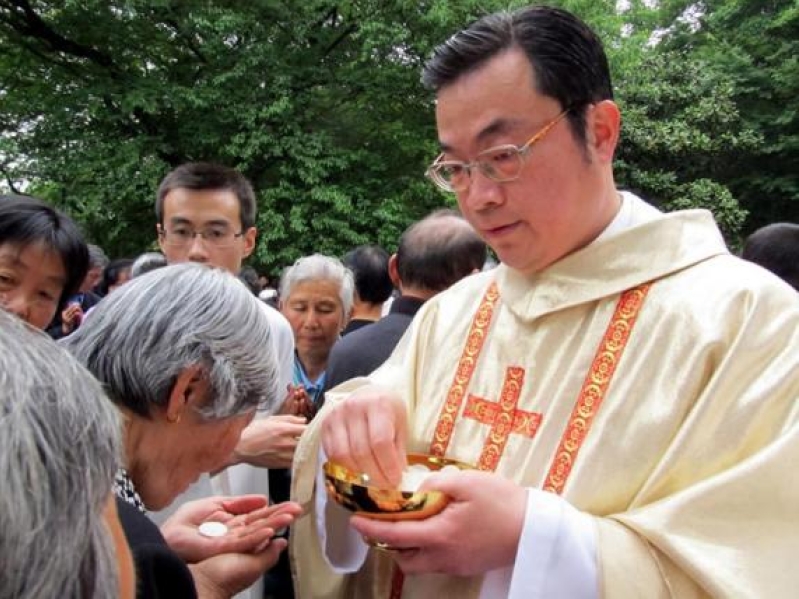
[[0, 164, 23, 194], [0, 35, 83, 77], [162, 16, 208, 64], [1, 0, 118, 72], [324, 23, 357, 57]]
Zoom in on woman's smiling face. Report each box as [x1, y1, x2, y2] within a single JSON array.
[[0, 242, 66, 329]]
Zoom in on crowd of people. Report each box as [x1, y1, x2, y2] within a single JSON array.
[[0, 5, 797, 599]]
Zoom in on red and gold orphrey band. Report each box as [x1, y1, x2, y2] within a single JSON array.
[[543, 282, 651, 494], [393, 281, 501, 599], [429, 282, 501, 458], [390, 281, 651, 598]]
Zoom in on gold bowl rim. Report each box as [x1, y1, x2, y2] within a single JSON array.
[[323, 453, 473, 521]]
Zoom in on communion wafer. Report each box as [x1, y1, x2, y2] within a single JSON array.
[[198, 521, 229, 538]]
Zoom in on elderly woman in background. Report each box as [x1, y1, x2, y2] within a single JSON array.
[[0, 310, 135, 599], [280, 253, 355, 415], [63, 263, 302, 599], [265, 253, 353, 599]]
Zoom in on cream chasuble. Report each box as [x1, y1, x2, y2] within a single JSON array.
[[290, 206, 799, 599]]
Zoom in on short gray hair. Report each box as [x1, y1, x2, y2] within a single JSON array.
[[63, 263, 278, 420], [0, 311, 122, 598], [130, 251, 167, 278], [88, 243, 109, 269], [280, 253, 354, 316]]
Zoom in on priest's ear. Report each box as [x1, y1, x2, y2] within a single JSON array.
[[585, 100, 621, 164]]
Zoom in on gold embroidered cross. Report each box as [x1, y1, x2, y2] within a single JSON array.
[[463, 366, 542, 471]]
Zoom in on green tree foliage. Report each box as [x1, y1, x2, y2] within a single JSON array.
[[0, 0, 779, 268], [0, 0, 479, 268], [654, 0, 799, 233], [615, 51, 755, 240]]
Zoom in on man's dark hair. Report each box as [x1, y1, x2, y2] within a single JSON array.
[[397, 209, 487, 292], [741, 223, 799, 291], [96, 258, 134, 297], [238, 265, 262, 296], [421, 5, 613, 147], [343, 244, 393, 304], [0, 194, 89, 308], [155, 162, 257, 229]]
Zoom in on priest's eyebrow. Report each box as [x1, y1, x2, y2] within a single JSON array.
[[438, 117, 526, 154]]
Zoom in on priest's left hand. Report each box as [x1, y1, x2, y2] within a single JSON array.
[[349, 470, 527, 576]]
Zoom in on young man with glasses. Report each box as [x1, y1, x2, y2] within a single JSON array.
[[153, 162, 305, 599], [290, 6, 799, 599]]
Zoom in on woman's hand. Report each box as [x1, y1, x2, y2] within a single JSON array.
[[278, 384, 313, 418], [161, 495, 300, 564], [184, 499, 304, 599], [190, 538, 288, 599], [61, 302, 83, 334]]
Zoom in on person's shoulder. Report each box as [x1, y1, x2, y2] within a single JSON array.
[[330, 319, 377, 358], [258, 300, 292, 330], [116, 498, 197, 598], [116, 497, 165, 546], [654, 253, 799, 330], [677, 253, 796, 298], [257, 302, 295, 359], [421, 269, 495, 316], [83, 291, 102, 309]]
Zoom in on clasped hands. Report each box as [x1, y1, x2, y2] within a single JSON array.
[[321, 386, 527, 577], [61, 302, 84, 335]]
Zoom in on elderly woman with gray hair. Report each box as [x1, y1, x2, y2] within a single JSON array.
[[0, 309, 135, 599], [279, 253, 355, 417], [63, 263, 302, 599], [265, 253, 354, 597]]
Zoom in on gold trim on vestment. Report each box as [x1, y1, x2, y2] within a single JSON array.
[[429, 282, 501, 458], [543, 283, 651, 494], [390, 281, 651, 598]]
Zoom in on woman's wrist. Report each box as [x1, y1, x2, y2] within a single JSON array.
[[189, 564, 228, 599]]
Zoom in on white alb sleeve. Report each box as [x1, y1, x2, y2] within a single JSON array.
[[479, 488, 598, 599], [315, 449, 369, 572]]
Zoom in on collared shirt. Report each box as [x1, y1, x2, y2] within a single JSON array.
[[293, 354, 326, 407]]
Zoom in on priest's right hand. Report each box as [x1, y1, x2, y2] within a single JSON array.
[[321, 385, 408, 489]]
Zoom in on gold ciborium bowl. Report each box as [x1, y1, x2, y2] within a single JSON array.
[[323, 453, 473, 521]]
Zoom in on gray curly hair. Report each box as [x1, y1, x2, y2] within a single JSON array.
[[0, 310, 122, 598]]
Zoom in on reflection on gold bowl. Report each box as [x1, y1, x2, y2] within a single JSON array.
[[323, 453, 474, 521]]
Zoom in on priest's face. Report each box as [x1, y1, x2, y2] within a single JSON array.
[[434, 48, 619, 275]]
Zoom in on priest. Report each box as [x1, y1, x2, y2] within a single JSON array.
[[290, 6, 799, 598]]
